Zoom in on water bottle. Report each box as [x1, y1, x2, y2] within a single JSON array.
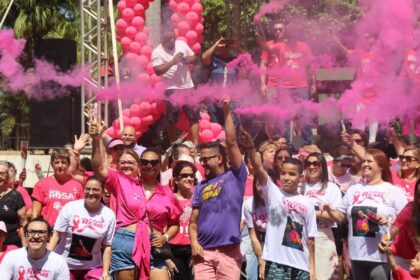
[[35, 163, 44, 179]]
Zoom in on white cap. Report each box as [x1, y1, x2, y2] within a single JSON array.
[[177, 154, 195, 164], [0, 221, 7, 233]]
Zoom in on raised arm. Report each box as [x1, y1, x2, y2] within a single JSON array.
[[223, 99, 242, 169], [90, 121, 109, 182], [387, 127, 405, 156], [202, 38, 224, 66], [341, 131, 366, 161]]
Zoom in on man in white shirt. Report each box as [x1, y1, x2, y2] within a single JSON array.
[[152, 29, 200, 145], [0, 216, 69, 280]]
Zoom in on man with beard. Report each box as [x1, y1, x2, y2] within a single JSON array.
[[189, 99, 246, 279], [120, 126, 146, 157], [0, 216, 69, 279]]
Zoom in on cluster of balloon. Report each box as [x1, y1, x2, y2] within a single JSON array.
[[116, 0, 161, 86], [169, 0, 204, 54], [106, 101, 166, 139], [176, 112, 226, 143]]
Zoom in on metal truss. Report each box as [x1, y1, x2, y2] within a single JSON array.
[[80, 0, 109, 133]]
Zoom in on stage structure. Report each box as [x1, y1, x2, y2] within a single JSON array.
[[80, 0, 110, 133]]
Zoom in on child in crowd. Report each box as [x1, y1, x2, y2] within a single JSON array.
[[385, 245, 420, 280]]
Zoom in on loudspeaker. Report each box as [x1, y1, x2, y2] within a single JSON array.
[[29, 39, 80, 148]]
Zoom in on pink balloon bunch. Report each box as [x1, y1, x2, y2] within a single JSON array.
[[116, 0, 161, 86], [106, 101, 165, 139], [169, 0, 204, 54], [176, 112, 225, 143]]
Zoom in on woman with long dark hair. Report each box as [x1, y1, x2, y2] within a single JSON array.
[[302, 153, 342, 279], [324, 149, 408, 280], [169, 160, 196, 280]]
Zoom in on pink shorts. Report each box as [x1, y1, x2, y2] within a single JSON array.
[[193, 244, 242, 280], [70, 267, 103, 280]]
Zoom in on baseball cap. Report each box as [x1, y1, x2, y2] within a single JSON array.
[[0, 221, 7, 233], [107, 138, 125, 149]]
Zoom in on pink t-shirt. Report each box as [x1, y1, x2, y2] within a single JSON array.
[[276, 41, 314, 89], [391, 170, 416, 202], [393, 266, 417, 280], [170, 198, 192, 246], [244, 176, 254, 197], [16, 186, 33, 209], [261, 40, 285, 88], [393, 202, 419, 260], [32, 177, 84, 227], [403, 49, 420, 84], [352, 50, 378, 103], [0, 244, 18, 264]]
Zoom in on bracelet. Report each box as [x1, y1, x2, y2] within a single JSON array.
[[164, 233, 170, 243]]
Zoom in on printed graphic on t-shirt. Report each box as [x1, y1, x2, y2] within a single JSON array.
[[282, 216, 304, 251], [18, 265, 50, 279], [68, 233, 96, 261], [351, 206, 380, 237], [201, 181, 223, 202]]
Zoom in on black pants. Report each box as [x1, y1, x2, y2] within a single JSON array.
[[171, 244, 193, 280]]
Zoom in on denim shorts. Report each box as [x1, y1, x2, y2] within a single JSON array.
[[110, 228, 168, 276]]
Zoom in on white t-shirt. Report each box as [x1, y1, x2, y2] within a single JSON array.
[[151, 40, 195, 90], [327, 167, 359, 193], [54, 199, 116, 270], [0, 247, 69, 280], [337, 182, 408, 262], [303, 182, 342, 229], [262, 179, 317, 272], [242, 196, 268, 233]]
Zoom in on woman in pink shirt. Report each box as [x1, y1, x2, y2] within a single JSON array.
[[91, 122, 181, 280], [392, 148, 420, 202], [169, 161, 196, 280]]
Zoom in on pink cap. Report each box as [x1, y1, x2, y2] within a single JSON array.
[[0, 221, 7, 233], [107, 138, 125, 149]]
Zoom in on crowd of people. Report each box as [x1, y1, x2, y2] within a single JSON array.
[[0, 17, 419, 280]]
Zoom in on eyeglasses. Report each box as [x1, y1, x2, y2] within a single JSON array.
[[274, 28, 284, 32], [118, 160, 137, 166], [338, 163, 353, 169], [399, 155, 418, 163], [26, 230, 48, 238], [199, 155, 219, 164], [276, 156, 290, 161], [178, 173, 195, 179], [140, 159, 160, 167], [84, 188, 101, 194], [305, 161, 321, 168]]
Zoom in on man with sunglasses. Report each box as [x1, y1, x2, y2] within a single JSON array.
[[0, 216, 69, 279], [189, 99, 246, 280]]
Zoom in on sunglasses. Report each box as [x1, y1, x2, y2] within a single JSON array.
[[338, 163, 353, 169], [399, 155, 418, 163], [178, 173, 195, 179], [277, 156, 290, 161], [199, 154, 218, 164], [305, 161, 321, 168], [274, 28, 284, 32], [140, 159, 160, 167]]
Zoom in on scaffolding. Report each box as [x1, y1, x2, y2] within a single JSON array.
[[80, 0, 110, 133]]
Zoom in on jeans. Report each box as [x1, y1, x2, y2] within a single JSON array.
[[240, 227, 258, 280]]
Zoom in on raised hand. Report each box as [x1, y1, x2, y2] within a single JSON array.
[[238, 128, 255, 150], [74, 133, 90, 152]]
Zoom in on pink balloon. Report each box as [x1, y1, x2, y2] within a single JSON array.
[[117, 1, 127, 13], [143, 26, 150, 35], [126, 0, 137, 7], [185, 0, 194, 5], [139, 102, 152, 116], [200, 112, 210, 121], [192, 42, 201, 53], [135, 32, 148, 44], [177, 21, 190, 35], [130, 103, 141, 116], [169, 0, 178, 11], [146, 63, 154, 75], [116, 18, 128, 31], [200, 129, 214, 143], [185, 30, 198, 45], [140, 45, 152, 57], [195, 22, 204, 34], [138, 73, 150, 84], [131, 16, 144, 29], [136, 131, 142, 139], [123, 108, 131, 117], [125, 26, 138, 38], [106, 127, 117, 138], [125, 52, 139, 62], [177, 2, 190, 14], [122, 8, 135, 22], [199, 119, 211, 130], [171, 13, 180, 25], [133, 3, 145, 16], [112, 119, 120, 130], [185, 12, 199, 27], [150, 73, 161, 85], [130, 42, 141, 53], [210, 123, 222, 136], [120, 37, 132, 49], [216, 131, 226, 140], [150, 102, 158, 111], [191, 3, 203, 14], [142, 115, 154, 126], [123, 116, 132, 126], [138, 55, 149, 68], [130, 116, 142, 130]]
